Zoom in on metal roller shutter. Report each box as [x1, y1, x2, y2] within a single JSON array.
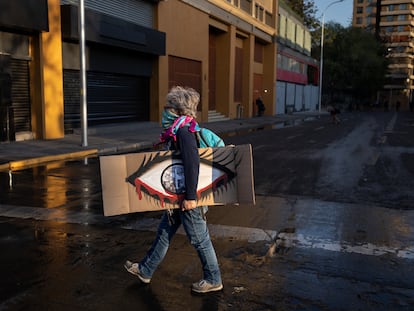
[[63, 70, 149, 130], [10, 59, 31, 133], [60, 0, 153, 27]]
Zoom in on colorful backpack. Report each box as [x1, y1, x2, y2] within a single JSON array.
[[196, 128, 225, 148]]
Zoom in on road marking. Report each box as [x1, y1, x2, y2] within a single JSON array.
[[314, 126, 325, 131], [384, 113, 397, 133], [0, 204, 277, 243], [0, 204, 413, 260], [367, 152, 380, 166], [277, 232, 414, 260], [287, 135, 301, 140]]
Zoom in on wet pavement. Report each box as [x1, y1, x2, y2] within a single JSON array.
[[2, 197, 414, 310], [0, 113, 323, 171], [1, 111, 414, 310]]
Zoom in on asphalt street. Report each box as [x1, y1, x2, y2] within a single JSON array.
[[1, 111, 414, 310]]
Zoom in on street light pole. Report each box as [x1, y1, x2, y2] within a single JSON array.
[[79, 0, 88, 147], [318, 0, 344, 113]]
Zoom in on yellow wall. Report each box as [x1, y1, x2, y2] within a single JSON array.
[[30, 35, 43, 139], [36, 0, 64, 139], [242, 34, 254, 118], [156, 0, 210, 121]]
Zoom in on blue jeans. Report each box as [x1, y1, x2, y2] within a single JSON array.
[[139, 206, 222, 285]]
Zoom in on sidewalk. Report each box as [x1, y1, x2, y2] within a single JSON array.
[[0, 112, 325, 171]]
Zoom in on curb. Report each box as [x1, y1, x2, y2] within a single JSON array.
[[97, 141, 154, 156], [3, 149, 98, 172], [0, 113, 326, 172]]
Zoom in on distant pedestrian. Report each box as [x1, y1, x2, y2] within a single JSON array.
[[256, 96, 265, 117], [327, 105, 340, 124], [396, 101, 401, 112], [410, 99, 414, 112]]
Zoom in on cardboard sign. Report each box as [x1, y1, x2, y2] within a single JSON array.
[[100, 144, 255, 216]]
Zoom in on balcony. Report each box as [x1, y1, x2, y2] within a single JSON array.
[[389, 63, 414, 69], [382, 0, 414, 5]]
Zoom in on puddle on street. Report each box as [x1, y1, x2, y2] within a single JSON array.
[[0, 157, 102, 213]]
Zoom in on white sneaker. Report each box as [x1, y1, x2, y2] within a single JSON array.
[[191, 279, 223, 293], [124, 260, 151, 284]]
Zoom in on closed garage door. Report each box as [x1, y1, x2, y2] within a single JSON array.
[[63, 70, 149, 130], [168, 56, 201, 96], [10, 59, 31, 133]]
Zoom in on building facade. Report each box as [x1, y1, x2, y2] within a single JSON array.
[[353, 0, 414, 108], [276, 0, 319, 114], [155, 0, 277, 121], [0, 0, 165, 140], [0, 0, 278, 141]]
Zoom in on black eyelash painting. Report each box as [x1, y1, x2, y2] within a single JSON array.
[[126, 149, 236, 208]]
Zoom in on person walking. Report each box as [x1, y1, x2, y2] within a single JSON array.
[[124, 86, 223, 294], [255, 96, 265, 116], [327, 105, 340, 124]]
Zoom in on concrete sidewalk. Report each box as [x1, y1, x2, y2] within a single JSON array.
[[0, 112, 325, 171]]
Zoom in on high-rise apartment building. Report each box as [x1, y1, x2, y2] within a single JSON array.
[[353, 0, 414, 108]]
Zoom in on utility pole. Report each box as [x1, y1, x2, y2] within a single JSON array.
[[79, 0, 88, 147]]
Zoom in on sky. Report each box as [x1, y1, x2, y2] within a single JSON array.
[[313, 0, 353, 26]]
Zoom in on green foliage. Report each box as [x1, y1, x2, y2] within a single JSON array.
[[321, 24, 388, 102], [286, 0, 319, 29]]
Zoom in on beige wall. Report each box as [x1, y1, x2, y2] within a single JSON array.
[[215, 25, 235, 118], [262, 42, 277, 114], [155, 0, 210, 121], [34, 0, 64, 139], [154, 0, 277, 122]]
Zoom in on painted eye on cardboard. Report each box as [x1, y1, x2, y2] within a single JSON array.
[[126, 152, 236, 207]]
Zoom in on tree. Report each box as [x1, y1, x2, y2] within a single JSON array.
[[321, 24, 388, 108], [286, 0, 319, 30]]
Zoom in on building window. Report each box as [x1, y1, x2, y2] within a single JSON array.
[[255, 4, 264, 22], [277, 54, 282, 68], [357, 6, 363, 14], [240, 0, 252, 15], [299, 62, 305, 74]]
